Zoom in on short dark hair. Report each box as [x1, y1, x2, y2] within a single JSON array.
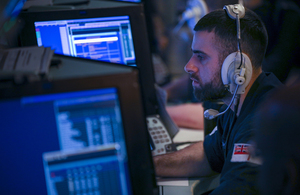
[[194, 8, 268, 69], [205, 0, 237, 11]]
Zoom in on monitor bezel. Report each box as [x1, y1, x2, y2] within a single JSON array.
[[0, 70, 157, 195], [18, 4, 158, 116]]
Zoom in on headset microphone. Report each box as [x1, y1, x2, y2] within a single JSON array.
[[204, 3, 251, 120], [204, 85, 239, 120]]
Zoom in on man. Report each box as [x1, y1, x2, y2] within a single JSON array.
[[253, 81, 300, 195], [164, 0, 246, 131], [154, 7, 283, 194]]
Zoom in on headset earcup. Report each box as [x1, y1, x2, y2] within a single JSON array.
[[221, 52, 252, 94], [221, 52, 237, 86]]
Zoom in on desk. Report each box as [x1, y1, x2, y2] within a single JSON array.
[[157, 128, 220, 195], [157, 175, 220, 195]]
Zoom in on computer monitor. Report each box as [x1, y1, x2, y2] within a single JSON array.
[[34, 15, 136, 66], [19, 2, 157, 116], [0, 70, 157, 194], [43, 145, 131, 195], [18, 2, 180, 153]]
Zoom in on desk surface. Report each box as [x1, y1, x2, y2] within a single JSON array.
[[158, 175, 220, 195], [157, 128, 220, 195], [157, 128, 203, 187]]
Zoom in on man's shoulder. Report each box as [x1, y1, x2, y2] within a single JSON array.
[[252, 72, 283, 107], [255, 72, 283, 92], [217, 72, 282, 134], [242, 72, 283, 110]]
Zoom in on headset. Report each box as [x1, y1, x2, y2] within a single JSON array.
[[204, 4, 253, 120]]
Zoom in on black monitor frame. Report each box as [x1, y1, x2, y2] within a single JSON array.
[[0, 70, 157, 195], [18, 3, 158, 116]]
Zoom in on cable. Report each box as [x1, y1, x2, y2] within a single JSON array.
[[236, 12, 244, 69]]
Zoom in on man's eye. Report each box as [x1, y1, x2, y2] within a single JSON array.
[[197, 55, 204, 60]]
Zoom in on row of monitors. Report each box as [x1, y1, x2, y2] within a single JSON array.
[[0, 62, 157, 194], [19, 1, 158, 115], [0, 2, 158, 194]]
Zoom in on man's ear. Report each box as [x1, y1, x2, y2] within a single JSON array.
[[283, 158, 299, 195]]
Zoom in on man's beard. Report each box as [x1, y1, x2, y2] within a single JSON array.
[[192, 72, 228, 102]]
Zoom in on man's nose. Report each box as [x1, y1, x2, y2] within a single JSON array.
[[184, 58, 197, 74]]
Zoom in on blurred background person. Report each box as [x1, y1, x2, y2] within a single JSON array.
[[253, 77, 300, 195], [244, 0, 300, 83]]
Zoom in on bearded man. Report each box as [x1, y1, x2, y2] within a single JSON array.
[[154, 5, 282, 194]]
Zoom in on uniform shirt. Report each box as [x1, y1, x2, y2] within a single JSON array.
[[203, 72, 282, 194]]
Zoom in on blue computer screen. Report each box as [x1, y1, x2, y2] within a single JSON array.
[[43, 145, 131, 195], [34, 16, 136, 66], [0, 87, 132, 194]]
